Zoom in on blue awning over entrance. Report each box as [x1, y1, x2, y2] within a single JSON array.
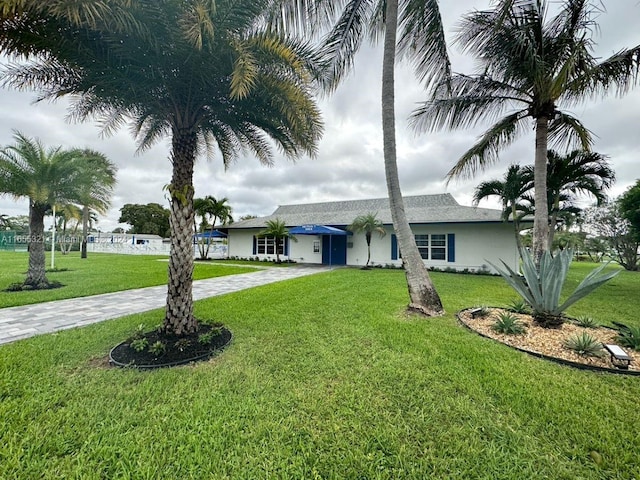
[[288, 224, 349, 236], [194, 229, 227, 238]]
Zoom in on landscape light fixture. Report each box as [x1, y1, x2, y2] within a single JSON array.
[[603, 344, 632, 370]]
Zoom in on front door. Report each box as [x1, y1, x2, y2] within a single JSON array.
[[322, 235, 347, 265]]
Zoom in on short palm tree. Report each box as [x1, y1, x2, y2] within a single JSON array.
[[194, 196, 233, 260], [522, 149, 614, 249], [0, 132, 93, 288], [72, 150, 117, 259], [473, 165, 531, 251], [274, 0, 451, 315], [348, 213, 386, 267], [258, 218, 296, 263], [412, 0, 640, 264], [0, 0, 323, 335]]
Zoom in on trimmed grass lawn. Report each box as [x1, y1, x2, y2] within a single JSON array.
[[0, 252, 258, 308], [0, 264, 639, 478]]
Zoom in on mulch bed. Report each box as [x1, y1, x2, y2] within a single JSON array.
[[458, 308, 640, 374], [109, 323, 232, 369]]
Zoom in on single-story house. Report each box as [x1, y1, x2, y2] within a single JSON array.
[[225, 194, 525, 272]]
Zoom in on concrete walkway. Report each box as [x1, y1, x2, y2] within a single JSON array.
[[0, 266, 330, 346]]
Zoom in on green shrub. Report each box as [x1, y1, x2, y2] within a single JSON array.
[[508, 299, 530, 314], [149, 341, 166, 356], [489, 249, 619, 328], [130, 337, 149, 352], [174, 338, 192, 352], [492, 312, 526, 335], [573, 316, 600, 329], [198, 327, 222, 345], [612, 322, 640, 351], [563, 333, 604, 358]]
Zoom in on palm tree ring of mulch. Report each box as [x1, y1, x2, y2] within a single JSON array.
[[5, 281, 64, 292], [109, 323, 232, 369], [457, 307, 640, 376]]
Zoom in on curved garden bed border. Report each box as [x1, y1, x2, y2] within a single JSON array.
[[109, 328, 233, 370], [457, 308, 640, 376]]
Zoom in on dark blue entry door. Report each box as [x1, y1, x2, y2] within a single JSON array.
[[322, 235, 347, 265]]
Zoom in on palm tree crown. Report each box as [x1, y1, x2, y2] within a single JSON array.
[[259, 218, 296, 263], [412, 0, 640, 262]]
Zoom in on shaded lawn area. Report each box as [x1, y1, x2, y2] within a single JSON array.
[[0, 252, 258, 308], [1, 266, 639, 479]]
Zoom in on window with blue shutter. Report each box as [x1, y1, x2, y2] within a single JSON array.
[[447, 233, 455, 262], [391, 234, 398, 260], [252, 236, 257, 255]]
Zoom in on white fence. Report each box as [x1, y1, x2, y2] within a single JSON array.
[[87, 242, 228, 258]]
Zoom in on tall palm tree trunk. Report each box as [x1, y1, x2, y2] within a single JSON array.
[[163, 130, 198, 335], [81, 205, 89, 258], [382, 0, 444, 316], [25, 203, 49, 287], [533, 117, 550, 263]]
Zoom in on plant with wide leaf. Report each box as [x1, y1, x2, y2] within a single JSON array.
[[489, 249, 619, 328]]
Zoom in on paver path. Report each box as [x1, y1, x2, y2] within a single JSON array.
[[0, 266, 329, 345]]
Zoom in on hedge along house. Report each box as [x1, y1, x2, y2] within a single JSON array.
[[225, 194, 525, 272]]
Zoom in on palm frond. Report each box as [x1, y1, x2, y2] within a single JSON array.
[[447, 111, 529, 181]]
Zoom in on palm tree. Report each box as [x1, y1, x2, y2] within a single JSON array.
[[0, 0, 323, 335], [258, 218, 296, 263], [411, 0, 640, 264], [347, 212, 386, 267], [275, 0, 450, 315], [473, 165, 531, 251], [74, 150, 117, 259], [0, 132, 90, 288], [522, 149, 614, 249], [193, 196, 233, 260], [55, 203, 82, 254]]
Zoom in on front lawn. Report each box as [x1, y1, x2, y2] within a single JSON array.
[[0, 252, 258, 308], [0, 266, 638, 479]]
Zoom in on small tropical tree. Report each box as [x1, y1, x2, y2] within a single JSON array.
[[412, 0, 640, 264], [473, 165, 531, 250], [258, 218, 296, 263], [583, 200, 639, 271], [194, 196, 233, 260], [0, 132, 98, 288], [0, 0, 324, 335], [618, 180, 640, 240], [347, 213, 386, 267], [55, 203, 82, 254], [73, 150, 117, 259]]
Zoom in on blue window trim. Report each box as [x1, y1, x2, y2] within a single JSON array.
[[447, 233, 455, 262]]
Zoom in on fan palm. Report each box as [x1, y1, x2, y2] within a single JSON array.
[[411, 0, 640, 264], [274, 0, 450, 315], [348, 212, 386, 267], [258, 218, 296, 263], [473, 165, 531, 250], [0, 0, 323, 335], [0, 132, 93, 288]]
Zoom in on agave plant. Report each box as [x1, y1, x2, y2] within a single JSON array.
[[612, 322, 640, 351], [564, 332, 605, 358], [489, 249, 619, 328]]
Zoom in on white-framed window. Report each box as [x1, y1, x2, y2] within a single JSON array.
[[413, 234, 447, 260], [256, 236, 284, 255], [313, 240, 320, 253]]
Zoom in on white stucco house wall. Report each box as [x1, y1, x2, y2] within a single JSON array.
[[224, 194, 525, 272]]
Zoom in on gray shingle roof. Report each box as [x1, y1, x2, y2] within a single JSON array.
[[227, 194, 506, 229]]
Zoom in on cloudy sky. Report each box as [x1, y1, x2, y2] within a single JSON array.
[[0, 1, 638, 232]]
